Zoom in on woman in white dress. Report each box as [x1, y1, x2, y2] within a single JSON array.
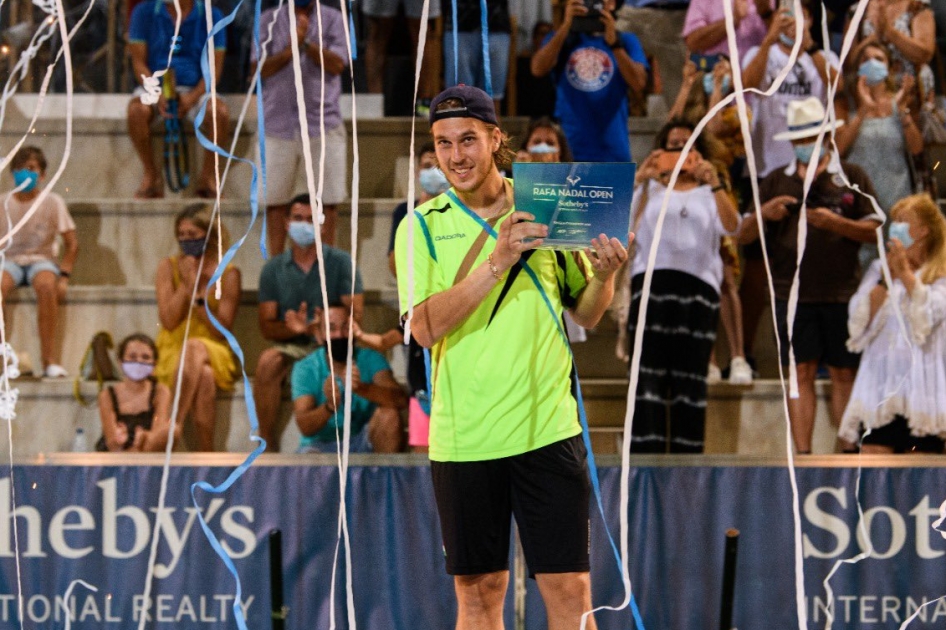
[[840, 194, 946, 453]]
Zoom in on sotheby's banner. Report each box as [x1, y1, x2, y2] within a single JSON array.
[[0, 463, 942, 628]]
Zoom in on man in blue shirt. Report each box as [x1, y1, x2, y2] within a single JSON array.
[[530, 0, 648, 162], [127, 0, 229, 198], [291, 304, 407, 453]]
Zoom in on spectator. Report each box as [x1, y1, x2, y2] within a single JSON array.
[[254, 193, 364, 452], [442, 0, 512, 112], [839, 194, 946, 454], [252, 0, 349, 253], [127, 0, 229, 199], [362, 0, 440, 114], [520, 116, 574, 163], [741, 4, 840, 179], [835, 42, 922, 217], [291, 303, 406, 453], [737, 97, 881, 454], [154, 204, 240, 451], [683, 0, 773, 58], [530, 0, 648, 162], [623, 120, 740, 453], [666, 57, 754, 385], [388, 142, 449, 274], [96, 333, 173, 452], [0, 146, 78, 378]]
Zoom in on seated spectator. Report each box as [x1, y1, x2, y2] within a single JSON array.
[[291, 303, 406, 453], [738, 97, 881, 454], [362, 0, 440, 114], [530, 0, 648, 162], [251, 0, 349, 252], [623, 120, 740, 453], [388, 142, 449, 275], [442, 0, 512, 112], [741, 3, 839, 179], [840, 194, 946, 454], [683, 0, 773, 58], [520, 116, 574, 163], [154, 204, 240, 451], [0, 146, 78, 378], [127, 0, 229, 198], [835, 42, 922, 218], [254, 193, 364, 452], [97, 333, 173, 452]]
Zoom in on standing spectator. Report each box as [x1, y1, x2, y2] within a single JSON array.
[[127, 0, 229, 199], [737, 98, 881, 454], [530, 0, 648, 162], [291, 303, 406, 453], [251, 0, 348, 254], [0, 146, 78, 378], [839, 194, 946, 454], [683, 0, 773, 58], [442, 0, 513, 112], [154, 204, 240, 451], [253, 194, 364, 452], [624, 121, 740, 453], [741, 4, 840, 179], [97, 333, 173, 452], [362, 0, 441, 114], [835, 41, 922, 261]]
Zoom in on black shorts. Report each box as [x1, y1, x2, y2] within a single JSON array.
[[861, 415, 946, 454], [430, 435, 591, 577], [774, 300, 860, 368]]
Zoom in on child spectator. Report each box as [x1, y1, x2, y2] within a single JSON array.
[[97, 333, 172, 452], [0, 146, 78, 378], [154, 204, 240, 451]]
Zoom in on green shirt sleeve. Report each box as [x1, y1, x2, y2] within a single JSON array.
[[395, 211, 445, 317]]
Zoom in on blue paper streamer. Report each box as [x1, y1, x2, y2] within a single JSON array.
[[478, 0, 491, 96], [451, 0, 458, 84], [444, 190, 646, 628], [181, 4, 269, 628]]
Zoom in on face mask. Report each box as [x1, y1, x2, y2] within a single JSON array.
[[418, 167, 450, 196], [528, 142, 558, 155], [702, 73, 732, 95], [12, 169, 38, 193], [122, 361, 154, 382], [326, 337, 350, 364], [858, 59, 888, 86], [288, 221, 316, 247], [793, 142, 824, 164], [889, 221, 914, 248], [779, 34, 796, 48], [179, 238, 206, 257]]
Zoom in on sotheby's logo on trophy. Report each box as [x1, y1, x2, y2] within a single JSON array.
[[513, 162, 636, 250]]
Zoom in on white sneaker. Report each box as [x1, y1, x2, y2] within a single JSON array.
[[707, 363, 722, 384], [728, 357, 754, 385], [44, 364, 68, 378]]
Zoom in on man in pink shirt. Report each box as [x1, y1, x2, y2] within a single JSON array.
[[683, 0, 774, 57]]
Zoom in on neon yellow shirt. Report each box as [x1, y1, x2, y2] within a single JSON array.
[[395, 187, 591, 462]]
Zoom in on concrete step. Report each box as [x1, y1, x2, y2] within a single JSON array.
[[0, 378, 836, 459], [67, 197, 402, 293]]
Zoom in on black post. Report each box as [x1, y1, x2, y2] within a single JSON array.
[[269, 529, 287, 630], [719, 528, 740, 630]]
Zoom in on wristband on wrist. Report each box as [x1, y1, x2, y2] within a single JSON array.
[[59, 270, 70, 278], [609, 41, 623, 50], [712, 184, 726, 193]]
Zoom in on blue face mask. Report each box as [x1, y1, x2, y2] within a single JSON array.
[[793, 142, 824, 164], [779, 34, 796, 48], [288, 220, 316, 247], [179, 238, 206, 257], [702, 73, 732, 95], [528, 142, 558, 155], [12, 169, 38, 193], [889, 221, 914, 248], [858, 58, 888, 86], [418, 167, 450, 196]]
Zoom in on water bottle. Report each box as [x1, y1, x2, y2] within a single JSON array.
[[71, 428, 89, 453]]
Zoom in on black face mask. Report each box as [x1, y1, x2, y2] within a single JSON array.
[[326, 337, 350, 363]]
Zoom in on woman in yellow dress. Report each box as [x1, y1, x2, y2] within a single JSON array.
[[154, 204, 240, 450]]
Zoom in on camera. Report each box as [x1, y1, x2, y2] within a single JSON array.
[[571, 0, 604, 33]]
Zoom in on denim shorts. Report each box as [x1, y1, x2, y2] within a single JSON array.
[[3, 260, 60, 287], [297, 424, 373, 454]]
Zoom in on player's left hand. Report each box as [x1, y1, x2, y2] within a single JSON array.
[[586, 232, 633, 281]]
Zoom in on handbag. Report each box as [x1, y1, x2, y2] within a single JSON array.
[[73, 331, 120, 406]]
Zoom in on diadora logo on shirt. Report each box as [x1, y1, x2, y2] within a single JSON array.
[[566, 47, 614, 92], [435, 233, 466, 241]]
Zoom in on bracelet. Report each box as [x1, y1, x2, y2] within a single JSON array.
[[486, 253, 504, 282], [609, 41, 623, 51], [711, 184, 726, 193], [59, 270, 70, 278]]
